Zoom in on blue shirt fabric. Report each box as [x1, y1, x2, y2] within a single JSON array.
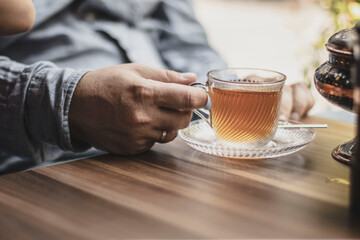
[[0, 0, 226, 174]]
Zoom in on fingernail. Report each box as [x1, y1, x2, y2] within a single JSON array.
[[181, 72, 197, 81], [290, 112, 300, 121], [279, 114, 288, 121]]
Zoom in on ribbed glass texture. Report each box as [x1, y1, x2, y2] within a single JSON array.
[[206, 68, 286, 148], [179, 120, 315, 159]]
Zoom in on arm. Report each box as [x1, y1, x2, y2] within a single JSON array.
[[152, 0, 227, 83], [0, 0, 35, 35], [0, 57, 90, 167], [0, 57, 207, 172]]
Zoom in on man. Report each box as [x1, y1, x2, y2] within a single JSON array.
[[0, 0, 313, 174]]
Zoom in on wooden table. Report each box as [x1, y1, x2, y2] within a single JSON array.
[[1, 116, 359, 239]]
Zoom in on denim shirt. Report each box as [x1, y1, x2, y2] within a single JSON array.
[[0, 0, 226, 173]]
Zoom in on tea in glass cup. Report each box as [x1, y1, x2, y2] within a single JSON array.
[[193, 68, 286, 148]]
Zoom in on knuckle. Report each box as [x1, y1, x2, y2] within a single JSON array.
[[164, 69, 174, 81], [131, 84, 154, 103], [129, 63, 144, 71], [128, 112, 151, 128], [184, 91, 197, 108]]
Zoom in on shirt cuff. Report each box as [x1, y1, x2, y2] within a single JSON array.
[[62, 69, 92, 151], [25, 63, 91, 152]]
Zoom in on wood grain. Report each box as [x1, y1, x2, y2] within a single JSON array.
[[0, 116, 359, 239]]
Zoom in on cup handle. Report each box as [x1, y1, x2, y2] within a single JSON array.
[[190, 83, 212, 127]]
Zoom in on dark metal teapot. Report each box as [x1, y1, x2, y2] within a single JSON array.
[[314, 28, 356, 165], [314, 28, 355, 111]]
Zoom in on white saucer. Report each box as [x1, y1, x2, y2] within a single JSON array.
[[179, 120, 315, 159]]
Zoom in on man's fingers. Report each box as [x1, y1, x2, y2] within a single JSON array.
[[279, 85, 293, 120], [133, 64, 197, 85], [290, 83, 314, 120], [153, 82, 208, 110], [153, 108, 192, 130], [305, 86, 315, 114]]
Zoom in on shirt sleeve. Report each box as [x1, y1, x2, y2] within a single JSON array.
[[0, 56, 90, 165], [153, 0, 227, 83]]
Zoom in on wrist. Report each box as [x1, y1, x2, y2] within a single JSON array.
[[68, 71, 92, 144]]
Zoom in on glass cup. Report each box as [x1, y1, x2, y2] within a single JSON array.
[[193, 68, 286, 148]]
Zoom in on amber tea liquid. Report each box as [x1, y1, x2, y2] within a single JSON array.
[[209, 88, 281, 146]]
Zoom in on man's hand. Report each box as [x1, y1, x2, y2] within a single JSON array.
[[279, 82, 315, 121], [69, 63, 207, 155]]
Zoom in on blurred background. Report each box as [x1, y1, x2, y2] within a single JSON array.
[[192, 0, 360, 122]]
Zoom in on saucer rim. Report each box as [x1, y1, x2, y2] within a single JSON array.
[[178, 119, 316, 158]]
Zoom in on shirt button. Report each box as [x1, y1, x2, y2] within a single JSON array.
[[85, 12, 96, 21]]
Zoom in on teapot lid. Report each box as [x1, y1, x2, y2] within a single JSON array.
[[326, 28, 356, 56]]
